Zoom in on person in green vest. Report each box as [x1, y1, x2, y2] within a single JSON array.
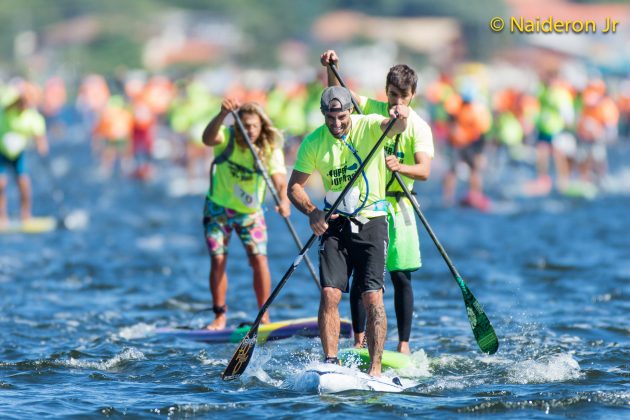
[[0, 85, 48, 225], [288, 85, 409, 377], [201, 99, 290, 330], [526, 78, 574, 195], [321, 50, 434, 354]]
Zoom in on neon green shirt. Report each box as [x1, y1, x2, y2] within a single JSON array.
[[208, 126, 286, 214], [0, 108, 46, 159], [360, 96, 434, 197], [294, 114, 389, 218]]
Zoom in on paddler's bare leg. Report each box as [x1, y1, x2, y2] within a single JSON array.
[[364, 290, 387, 377], [443, 169, 456, 206], [17, 175, 32, 221], [319, 287, 342, 359], [469, 155, 484, 196], [207, 254, 228, 330], [249, 254, 271, 324], [0, 176, 8, 226]]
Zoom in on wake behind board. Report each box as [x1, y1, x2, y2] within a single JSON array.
[[296, 363, 406, 393], [0, 217, 56, 234], [339, 347, 410, 370], [155, 317, 352, 344]]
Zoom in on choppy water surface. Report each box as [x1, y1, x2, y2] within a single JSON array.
[[1, 138, 629, 418]]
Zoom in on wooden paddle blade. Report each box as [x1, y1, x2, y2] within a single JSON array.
[[464, 291, 499, 354], [221, 329, 259, 380]]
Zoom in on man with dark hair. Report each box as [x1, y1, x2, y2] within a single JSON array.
[[386, 65, 419, 97], [321, 50, 434, 355], [288, 86, 409, 376]]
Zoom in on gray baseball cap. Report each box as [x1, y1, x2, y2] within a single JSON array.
[[320, 86, 353, 113]]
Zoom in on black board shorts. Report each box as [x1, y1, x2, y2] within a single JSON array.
[[318, 216, 388, 293]]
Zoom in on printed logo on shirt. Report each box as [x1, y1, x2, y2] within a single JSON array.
[[327, 162, 358, 187], [227, 160, 255, 182]]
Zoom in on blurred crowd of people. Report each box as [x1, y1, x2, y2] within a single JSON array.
[[426, 69, 627, 207], [1, 63, 629, 217]]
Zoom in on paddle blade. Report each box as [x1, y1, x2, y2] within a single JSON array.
[[463, 290, 499, 354], [221, 328, 259, 380]]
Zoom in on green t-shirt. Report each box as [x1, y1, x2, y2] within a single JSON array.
[[360, 97, 434, 196], [294, 114, 389, 218], [0, 107, 46, 159], [207, 125, 286, 214]]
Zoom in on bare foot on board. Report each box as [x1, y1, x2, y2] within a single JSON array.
[[205, 313, 227, 330], [353, 332, 366, 348], [397, 341, 411, 355]]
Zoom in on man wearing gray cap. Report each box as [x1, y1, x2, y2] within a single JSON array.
[[287, 86, 408, 377]]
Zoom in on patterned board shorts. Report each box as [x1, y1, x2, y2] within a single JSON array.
[[202, 198, 267, 257]]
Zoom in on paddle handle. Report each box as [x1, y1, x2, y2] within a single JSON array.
[[329, 63, 363, 113]]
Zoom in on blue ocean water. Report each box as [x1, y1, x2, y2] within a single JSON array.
[[1, 137, 629, 418]]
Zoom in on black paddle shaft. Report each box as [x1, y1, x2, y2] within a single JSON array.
[[231, 111, 320, 288]]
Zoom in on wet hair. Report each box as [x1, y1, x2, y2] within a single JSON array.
[[237, 102, 282, 159], [386, 64, 418, 95]]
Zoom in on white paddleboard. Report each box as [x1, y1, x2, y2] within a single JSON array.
[[295, 363, 406, 393]]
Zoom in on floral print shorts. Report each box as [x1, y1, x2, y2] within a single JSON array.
[[202, 199, 267, 256]]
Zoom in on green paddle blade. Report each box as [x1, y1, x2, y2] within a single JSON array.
[[461, 282, 499, 354], [222, 328, 258, 380]]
